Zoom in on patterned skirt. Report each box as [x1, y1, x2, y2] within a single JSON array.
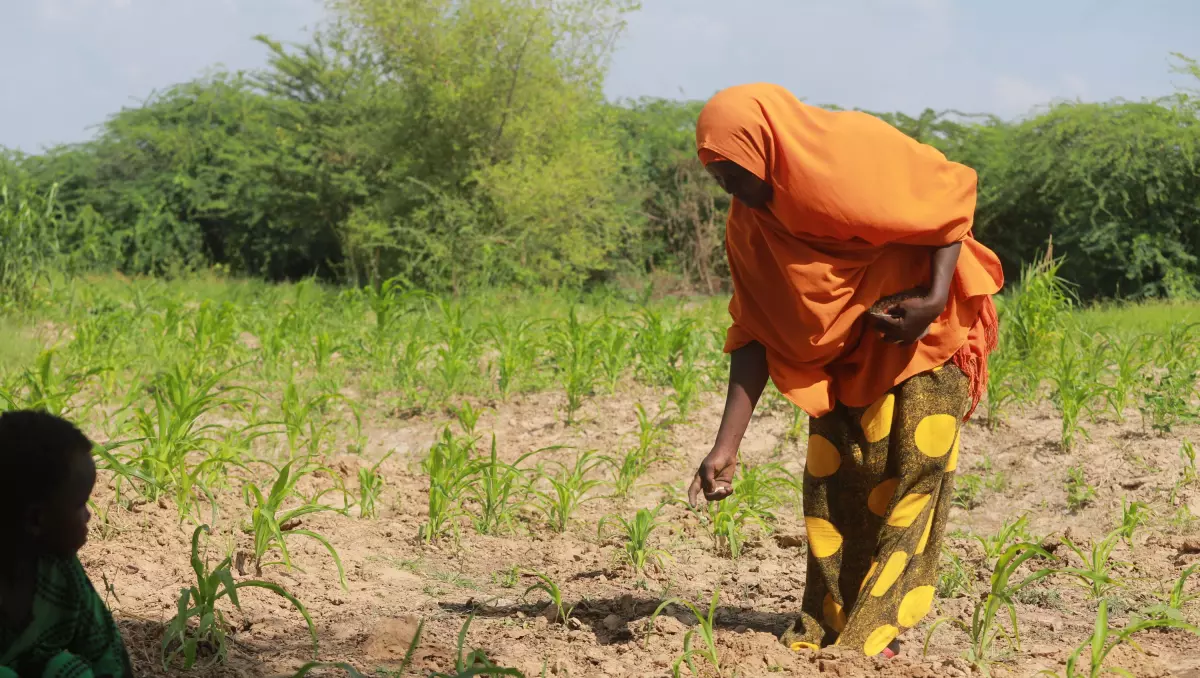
[[781, 365, 966, 656]]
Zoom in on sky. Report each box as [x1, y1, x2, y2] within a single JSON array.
[[2, 0, 1197, 152]]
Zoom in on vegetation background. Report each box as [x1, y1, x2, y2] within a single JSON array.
[[2, 0, 1199, 304]]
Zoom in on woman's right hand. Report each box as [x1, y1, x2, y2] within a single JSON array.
[[688, 445, 739, 505]]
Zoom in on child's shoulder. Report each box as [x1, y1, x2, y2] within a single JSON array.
[[35, 555, 93, 600]]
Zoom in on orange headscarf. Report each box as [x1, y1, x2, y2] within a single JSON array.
[[697, 83, 1003, 420]]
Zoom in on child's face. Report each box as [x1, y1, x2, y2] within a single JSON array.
[[28, 450, 96, 556]]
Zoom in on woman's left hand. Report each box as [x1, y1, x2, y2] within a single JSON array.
[[871, 294, 945, 344]]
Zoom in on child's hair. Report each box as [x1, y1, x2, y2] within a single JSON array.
[[0, 410, 95, 521]]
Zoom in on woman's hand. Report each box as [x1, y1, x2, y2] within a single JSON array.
[[690, 341, 769, 505], [873, 241, 962, 345], [871, 294, 943, 345], [688, 445, 739, 504]]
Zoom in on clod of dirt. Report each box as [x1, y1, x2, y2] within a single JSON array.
[[1179, 540, 1200, 555], [1119, 476, 1151, 490], [602, 613, 623, 631], [653, 614, 687, 635], [774, 533, 806, 549], [363, 615, 421, 661]]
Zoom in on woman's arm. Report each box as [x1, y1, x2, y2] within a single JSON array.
[[688, 341, 769, 504], [874, 242, 962, 344]]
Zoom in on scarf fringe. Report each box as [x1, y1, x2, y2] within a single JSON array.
[[951, 295, 999, 421]]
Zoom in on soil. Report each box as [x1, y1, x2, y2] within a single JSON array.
[[81, 385, 1200, 678]]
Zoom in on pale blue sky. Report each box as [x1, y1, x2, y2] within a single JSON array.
[[2, 0, 1197, 152]]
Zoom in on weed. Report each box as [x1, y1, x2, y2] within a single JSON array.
[[702, 495, 769, 559], [492, 565, 521, 589]]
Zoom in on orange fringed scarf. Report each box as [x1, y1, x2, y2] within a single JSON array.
[[697, 84, 1003, 421]]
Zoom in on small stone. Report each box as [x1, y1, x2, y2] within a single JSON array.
[[652, 654, 672, 667]]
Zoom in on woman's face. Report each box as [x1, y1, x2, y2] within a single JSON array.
[[705, 161, 773, 210]]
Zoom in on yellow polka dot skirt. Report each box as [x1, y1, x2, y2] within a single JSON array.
[[781, 365, 966, 657]]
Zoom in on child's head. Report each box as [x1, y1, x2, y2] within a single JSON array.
[[0, 410, 96, 556]]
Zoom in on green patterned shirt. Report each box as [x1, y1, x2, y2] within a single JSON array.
[[0, 556, 133, 678]]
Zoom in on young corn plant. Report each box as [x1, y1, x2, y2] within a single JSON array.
[[242, 458, 348, 589], [984, 346, 1018, 428], [279, 379, 360, 457], [937, 549, 973, 598], [0, 349, 104, 417], [523, 570, 575, 625], [1038, 599, 1200, 678], [467, 436, 539, 535], [1103, 332, 1147, 422], [973, 515, 1034, 563], [420, 427, 477, 543], [357, 450, 395, 519], [1140, 326, 1200, 434], [122, 364, 250, 517], [702, 494, 770, 559], [1116, 499, 1152, 551], [925, 542, 1057, 675], [1066, 466, 1098, 513], [431, 299, 480, 400], [163, 525, 316, 670], [648, 590, 723, 678], [550, 308, 600, 425], [597, 319, 633, 394], [1049, 335, 1105, 450], [393, 337, 429, 406], [429, 614, 526, 678], [1135, 563, 1200, 624], [607, 404, 670, 499], [1180, 439, 1199, 486], [598, 504, 672, 576], [1059, 529, 1125, 601], [533, 450, 607, 533], [484, 316, 540, 399]]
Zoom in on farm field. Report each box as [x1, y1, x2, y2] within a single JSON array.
[[3, 269, 1200, 678]]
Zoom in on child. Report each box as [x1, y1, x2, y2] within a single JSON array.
[[0, 410, 133, 678]]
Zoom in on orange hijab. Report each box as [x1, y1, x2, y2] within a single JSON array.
[[696, 83, 1003, 419]]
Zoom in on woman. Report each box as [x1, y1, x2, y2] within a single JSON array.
[[687, 84, 1003, 658]]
